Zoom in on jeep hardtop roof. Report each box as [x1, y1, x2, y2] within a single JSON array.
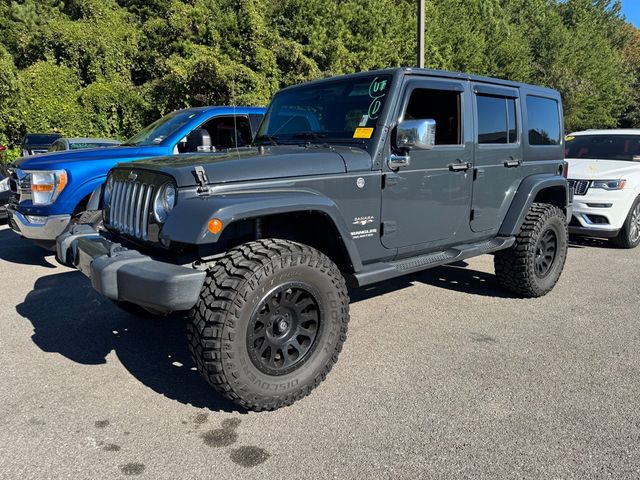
[[279, 67, 560, 98]]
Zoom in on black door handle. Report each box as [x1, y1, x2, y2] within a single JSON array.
[[504, 157, 521, 168], [449, 161, 471, 172]]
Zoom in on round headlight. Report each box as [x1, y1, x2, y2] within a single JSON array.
[[104, 177, 114, 205], [153, 183, 176, 223]]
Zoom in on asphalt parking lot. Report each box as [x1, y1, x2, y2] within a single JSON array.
[[1, 223, 639, 479]]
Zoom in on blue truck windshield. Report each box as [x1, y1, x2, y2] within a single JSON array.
[[255, 75, 392, 145], [123, 110, 202, 146]]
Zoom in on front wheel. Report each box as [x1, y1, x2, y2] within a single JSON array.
[[494, 203, 568, 298], [188, 239, 350, 411], [611, 197, 640, 249]]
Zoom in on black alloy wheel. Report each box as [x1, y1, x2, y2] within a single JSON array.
[[247, 284, 321, 376], [534, 228, 558, 278]]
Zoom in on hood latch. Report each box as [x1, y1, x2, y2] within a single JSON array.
[[192, 166, 210, 194]]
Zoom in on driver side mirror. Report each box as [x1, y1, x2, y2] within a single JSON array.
[[396, 119, 436, 150], [179, 129, 212, 153]]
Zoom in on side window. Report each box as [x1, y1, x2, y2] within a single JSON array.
[[49, 141, 65, 152], [403, 88, 461, 145], [477, 95, 518, 145], [527, 96, 560, 146], [248, 113, 263, 137], [197, 116, 253, 151]]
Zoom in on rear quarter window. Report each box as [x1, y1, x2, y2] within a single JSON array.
[[527, 96, 561, 146]]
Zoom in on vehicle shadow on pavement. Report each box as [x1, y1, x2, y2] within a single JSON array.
[[17, 270, 245, 413], [0, 226, 56, 268], [350, 262, 518, 302], [568, 235, 612, 249]]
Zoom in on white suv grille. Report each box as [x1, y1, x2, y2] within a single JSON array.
[[570, 180, 590, 196]]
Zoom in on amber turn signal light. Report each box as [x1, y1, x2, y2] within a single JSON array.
[[208, 218, 223, 234]]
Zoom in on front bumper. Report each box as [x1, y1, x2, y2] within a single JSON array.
[[7, 205, 71, 241], [56, 226, 206, 313], [567, 185, 639, 238]]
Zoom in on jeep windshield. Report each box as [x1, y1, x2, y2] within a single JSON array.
[[565, 134, 640, 162], [122, 110, 202, 146], [255, 75, 392, 146]]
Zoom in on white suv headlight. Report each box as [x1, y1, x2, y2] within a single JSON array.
[[0, 177, 9, 193], [592, 179, 626, 190], [25, 169, 68, 205], [153, 183, 176, 223]]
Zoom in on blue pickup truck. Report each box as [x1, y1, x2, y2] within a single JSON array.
[[6, 106, 265, 248]]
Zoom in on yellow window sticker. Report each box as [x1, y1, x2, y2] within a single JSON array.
[[565, 135, 575, 142], [353, 127, 374, 139]]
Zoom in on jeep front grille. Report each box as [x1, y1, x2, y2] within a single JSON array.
[[570, 180, 590, 196], [108, 179, 154, 240]]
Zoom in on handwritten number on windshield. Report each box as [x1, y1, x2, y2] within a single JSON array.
[[367, 77, 388, 121]]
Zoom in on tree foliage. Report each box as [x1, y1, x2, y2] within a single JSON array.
[[0, 0, 638, 147]]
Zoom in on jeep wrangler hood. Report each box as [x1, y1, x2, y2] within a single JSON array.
[[13, 145, 166, 170], [118, 145, 372, 187]]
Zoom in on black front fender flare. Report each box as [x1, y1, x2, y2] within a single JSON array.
[[161, 189, 363, 271]]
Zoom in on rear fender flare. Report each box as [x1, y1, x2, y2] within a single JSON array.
[[499, 174, 570, 236]]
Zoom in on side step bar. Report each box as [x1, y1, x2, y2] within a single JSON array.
[[347, 236, 515, 287]]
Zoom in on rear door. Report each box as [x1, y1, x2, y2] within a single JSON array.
[[470, 84, 523, 232]]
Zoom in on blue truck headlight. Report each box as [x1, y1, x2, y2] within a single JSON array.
[[153, 183, 176, 223], [25, 170, 68, 205]]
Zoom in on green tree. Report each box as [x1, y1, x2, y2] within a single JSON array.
[[0, 0, 639, 152], [14, 61, 87, 139]]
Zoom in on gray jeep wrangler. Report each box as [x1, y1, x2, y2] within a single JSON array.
[[58, 68, 572, 411]]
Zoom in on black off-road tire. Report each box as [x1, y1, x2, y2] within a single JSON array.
[[494, 203, 568, 298], [611, 196, 640, 249], [187, 239, 349, 411]]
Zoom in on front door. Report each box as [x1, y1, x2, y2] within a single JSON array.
[[381, 79, 473, 249], [470, 84, 523, 232]]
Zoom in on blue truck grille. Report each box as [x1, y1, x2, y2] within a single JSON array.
[[108, 179, 154, 240], [8, 169, 30, 205]]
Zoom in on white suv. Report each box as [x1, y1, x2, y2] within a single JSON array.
[[566, 129, 640, 248]]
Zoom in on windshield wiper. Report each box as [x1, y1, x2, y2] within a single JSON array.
[[254, 135, 279, 146], [292, 132, 327, 140]]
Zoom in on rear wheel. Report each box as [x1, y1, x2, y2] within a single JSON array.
[[188, 239, 349, 411], [611, 197, 640, 249], [494, 203, 568, 298]]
